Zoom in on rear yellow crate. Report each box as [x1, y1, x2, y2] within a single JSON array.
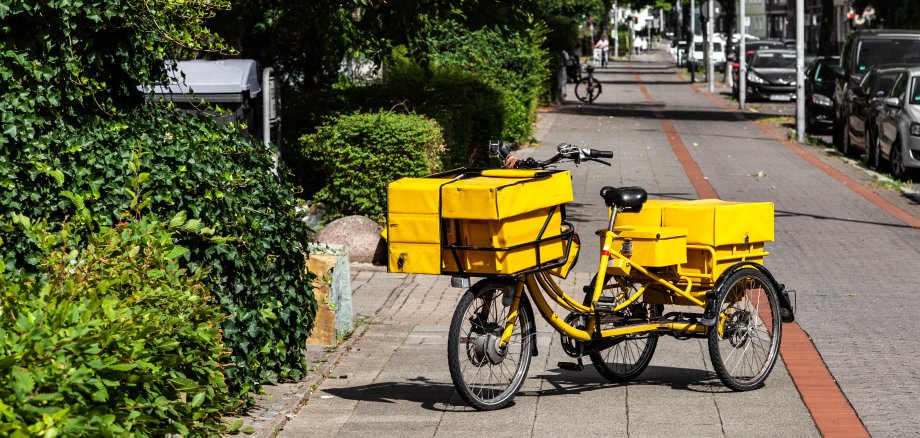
[[679, 243, 768, 285], [611, 226, 688, 267], [612, 199, 676, 227], [386, 169, 573, 276], [661, 199, 774, 246], [662, 200, 774, 284]]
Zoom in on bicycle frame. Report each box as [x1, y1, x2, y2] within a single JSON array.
[[498, 206, 711, 348]]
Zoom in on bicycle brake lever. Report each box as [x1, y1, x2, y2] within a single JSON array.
[[586, 157, 612, 166]]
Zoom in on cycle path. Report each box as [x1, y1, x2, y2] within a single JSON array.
[[277, 53, 820, 436], [628, 51, 920, 437]]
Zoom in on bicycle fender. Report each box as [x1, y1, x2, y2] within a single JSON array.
[[700, 261, 795, 326]]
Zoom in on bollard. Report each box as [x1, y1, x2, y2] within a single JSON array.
[[306, 243, 353, 345]]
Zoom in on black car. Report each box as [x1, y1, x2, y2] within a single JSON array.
[[805, 56, 839, 133], [841, 66, 905, 158], [831, 29, 920, 152], [730, 40, 786, 92], [742, 49, 797, 102]]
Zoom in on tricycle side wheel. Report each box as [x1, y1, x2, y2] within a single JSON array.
[[447, 280, 533, 410], [585, 274, 661, 382], [708, 268, 782, 391]]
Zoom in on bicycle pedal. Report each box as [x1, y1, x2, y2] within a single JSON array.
[[557, 361, 584, 372]]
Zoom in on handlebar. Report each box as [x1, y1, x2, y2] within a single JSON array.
[[490, 141, 613, 169]]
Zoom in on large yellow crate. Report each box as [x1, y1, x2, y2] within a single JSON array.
[[440, 169, 573, 219], [661, 199, 774, 246], [611, 226, 688, 267], [612, 199, 773, 281], [386, 169, 573, 275], [443, 207, 565, 274]]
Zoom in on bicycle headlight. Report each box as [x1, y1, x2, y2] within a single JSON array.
[[747, 72, 766, 84], [911, 122, 920, 137], [811, 94, 833, 107]]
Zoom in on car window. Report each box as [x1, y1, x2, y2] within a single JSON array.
[[752, 53, 796, 68], [890, 73, 908, 99], [874, 72, 900, 97], [814, 61, 835, 82], [856, 39, 920, 72], [911, 77, 920, 105], [859, 70, 875, 90]]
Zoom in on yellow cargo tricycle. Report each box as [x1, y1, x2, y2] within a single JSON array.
[[386, 142, 795, 410]]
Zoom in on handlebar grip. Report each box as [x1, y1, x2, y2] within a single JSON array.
[[590, 149, 614, 159]]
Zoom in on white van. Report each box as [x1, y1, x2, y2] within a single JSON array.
[[691, 36, 726, 70]]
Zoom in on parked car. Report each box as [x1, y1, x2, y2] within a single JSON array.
[[804, 56, 840, 133], [736, 49, 797, 102], [840, 65, 905, 158], [831, 29, 920, 152], [873, 66, 920, 179], [731, 40, 787, 90]]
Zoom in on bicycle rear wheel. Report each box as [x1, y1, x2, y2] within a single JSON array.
[[448, 280, 533, 410], [575, 78, 602, 103], [708, 269, 781, 391]]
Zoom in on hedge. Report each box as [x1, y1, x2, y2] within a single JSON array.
[[301, 111, 445, 222], [0, 105, 316, 400], [0, 217, 235, 436]]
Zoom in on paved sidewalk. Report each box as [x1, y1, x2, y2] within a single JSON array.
[[274, 50, 825, 437]]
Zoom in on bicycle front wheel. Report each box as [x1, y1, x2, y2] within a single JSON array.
[[575, 78, 602, 103], [448, 280, 533, 410], [585, 274, 661, 382], [708, 268, 782, 391]]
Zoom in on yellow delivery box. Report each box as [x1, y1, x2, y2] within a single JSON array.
[[387, 169, 574, 276]]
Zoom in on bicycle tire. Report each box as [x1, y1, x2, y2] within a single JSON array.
[[584, 274, 660, 382], [708, 268, 781, 391], [447, 280, 533, 410], [575, 78, 602, 104]]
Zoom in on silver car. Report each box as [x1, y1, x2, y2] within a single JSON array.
[[873, 66, 920, 180]]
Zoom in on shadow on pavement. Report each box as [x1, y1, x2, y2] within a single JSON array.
[[527, 365, 723, 396], [321, 366, 724, 411], [776, 209, 918, 230]]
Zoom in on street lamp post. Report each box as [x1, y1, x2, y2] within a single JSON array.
[[739, 0, 746, 109], [795, 0, 805, 142]]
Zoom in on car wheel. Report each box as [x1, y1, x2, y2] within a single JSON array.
[[890, 139, 908, 181], [841, 121, 855, 157], [867, 129, 880, 170], [832, 111, 844, 150]]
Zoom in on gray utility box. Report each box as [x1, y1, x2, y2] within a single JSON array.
[[144, 59, 280, 149]]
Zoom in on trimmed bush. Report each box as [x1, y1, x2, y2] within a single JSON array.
[[0, 105, 316, 400], [0, 217, 235, 436], [301, 111, 445, 222]]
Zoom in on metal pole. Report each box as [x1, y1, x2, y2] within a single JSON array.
[[691, 0, 696, 41], [796, 0, 805, 142], [707, 0, 715, 93], [690, 0, 696, 81], [614, 2, 619, 58], [739, 0, 746, 109]]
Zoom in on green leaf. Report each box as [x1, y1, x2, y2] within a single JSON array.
[[169, 211, 187, 229], [165, 245, 189, 260], [190, 392, 206, 407]]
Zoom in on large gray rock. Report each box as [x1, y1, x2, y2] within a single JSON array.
[[315, 216, 383, 264]]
